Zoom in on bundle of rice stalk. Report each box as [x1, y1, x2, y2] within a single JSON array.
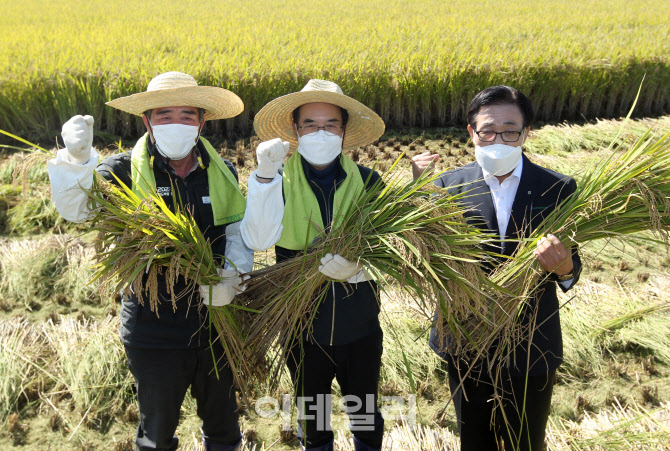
[[86, 173, 263, 398], [472, 126, 670, 367], [234, 158, 501, 390]]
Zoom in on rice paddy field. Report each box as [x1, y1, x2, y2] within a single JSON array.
[[0, 0, 669, 142], [1, 0, 670, 448], [1, 115, 670, 449]]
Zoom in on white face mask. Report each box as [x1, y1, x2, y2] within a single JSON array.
[[475, 143, 523, 176], [474, 129, 526, 176], [297, 130, 343, 166], [150, 123, 200, 160]]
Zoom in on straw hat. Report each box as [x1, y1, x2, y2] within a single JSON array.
[[106, 71, 244, 121], [253, 79, 385, 150]]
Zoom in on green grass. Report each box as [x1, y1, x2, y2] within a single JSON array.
[[0, 0, 669, 141]]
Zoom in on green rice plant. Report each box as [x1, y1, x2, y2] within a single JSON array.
[[52, 239, 99, 305], [40, 316, 134, 432], [0, 0, 669, 141], [0, 152, 51, 185], [558, 278, 670, 382], [557, 292, 606, 381], [0, 237, 69, 306], [0, 185, 20, 234], [0, 133, 79, 237], [596, 303, 670, 337], [602, 306, 670, 364], [5, 189, 69, 235]]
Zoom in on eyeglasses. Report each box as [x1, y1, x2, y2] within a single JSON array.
[[297, 124, 343, 135], [472, 128, 524, 142]]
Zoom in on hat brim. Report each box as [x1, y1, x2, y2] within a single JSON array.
[[106, 86, 244, 121], [253, 91, 385, 150]]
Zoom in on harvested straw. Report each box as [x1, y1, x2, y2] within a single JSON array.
[[487, 128, 670, 361], [231, 159, 498, 390], [85, 174, 262, 398], [88, 173, 221, 311]]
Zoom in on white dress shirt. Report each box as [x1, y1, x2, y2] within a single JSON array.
[[482, 158, 524, 239]]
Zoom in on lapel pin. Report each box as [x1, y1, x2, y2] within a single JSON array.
[[528, 191, 532, 195]]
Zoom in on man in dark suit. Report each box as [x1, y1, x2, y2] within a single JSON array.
[[412, 85, 581, 450]]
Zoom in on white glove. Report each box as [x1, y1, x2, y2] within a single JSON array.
[[199, 268, 242, 307], [319, 253, 362, 281], [256, 138, 289, 179], [62, 115, 94, 164]]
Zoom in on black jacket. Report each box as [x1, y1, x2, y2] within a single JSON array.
[[429, 155, 582, 376], [97, 139, 238, 349], [276, 156, 382, 346]]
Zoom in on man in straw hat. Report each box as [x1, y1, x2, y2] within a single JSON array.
[[241, 79, 386, 451], [412, 85, 581, 450], [47, 71, 252, 451]]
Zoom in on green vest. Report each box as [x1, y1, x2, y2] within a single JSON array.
[[277, 153, 365, 250], [130, 133, 246, 225]]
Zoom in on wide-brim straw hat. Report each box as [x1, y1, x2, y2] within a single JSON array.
[[253, 79, 385, 150], [106, 71, 244, 121]]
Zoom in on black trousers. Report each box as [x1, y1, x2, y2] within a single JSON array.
[[125, 344, 241, 450], [448, 361, 555, 451], [286, 331, 385, 449]]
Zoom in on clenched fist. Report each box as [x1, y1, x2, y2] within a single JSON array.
[[256, 138, 289, 180], [62, 115, 94, 164]]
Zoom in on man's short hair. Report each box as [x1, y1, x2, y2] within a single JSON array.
[[292, 105, 350, 126], [144, 107, 206, 122], [467, 86, 534, 128]]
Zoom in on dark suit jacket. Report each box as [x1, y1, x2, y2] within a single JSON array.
[[429, 154, 582, 376]]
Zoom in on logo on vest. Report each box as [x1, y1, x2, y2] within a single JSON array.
[[156, 186, 171, 197]]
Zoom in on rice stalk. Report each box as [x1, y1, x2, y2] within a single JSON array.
[[85, 173, 261, 398], [0, 319, 46, 422], [464, 125, 670, 374], [335, 418, 460, 450], [378, 288, 443, 395], [40, 316, 134, 432], [87, 172, 221, 310], [231, 157, 499, 392], [547, 400, 670, 450], [595, 303, 670, 337], [0, 235, 94, 306]]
